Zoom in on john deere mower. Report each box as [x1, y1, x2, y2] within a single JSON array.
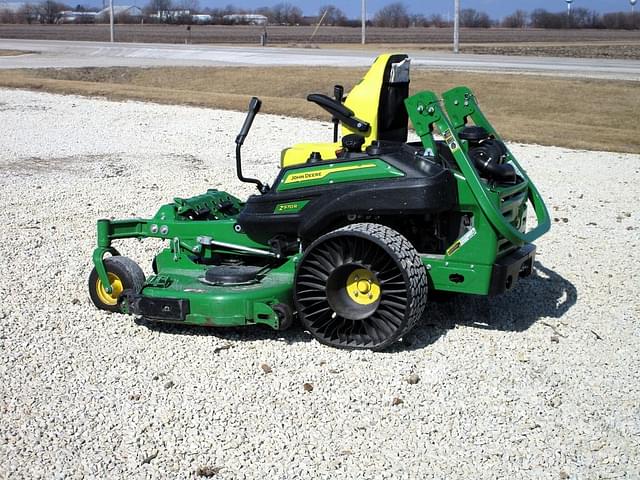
[[88, 53, 550, 350]]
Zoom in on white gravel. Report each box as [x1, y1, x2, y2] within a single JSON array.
[[1, 89, 639, 480]]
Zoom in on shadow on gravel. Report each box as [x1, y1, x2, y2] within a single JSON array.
[[135, 316, 315, 345], [398, 261, 578, 351], [136, 261, 577, 351]]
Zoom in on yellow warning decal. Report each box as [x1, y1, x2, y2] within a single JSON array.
[[283, 163, 377, 184], [442, 129, 460, 152], [446, 227, 477, 257]]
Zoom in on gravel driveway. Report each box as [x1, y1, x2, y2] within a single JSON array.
[[1, 89, 638, 479]]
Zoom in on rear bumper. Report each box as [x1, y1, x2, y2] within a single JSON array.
[[488, 244, 536, 296]]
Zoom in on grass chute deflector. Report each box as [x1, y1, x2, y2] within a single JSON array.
[[88, 53, 550, 351]]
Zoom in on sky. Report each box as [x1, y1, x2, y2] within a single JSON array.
[[193, 0, 636, 19], [94, 0, 637, 18]]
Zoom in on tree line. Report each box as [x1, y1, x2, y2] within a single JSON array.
[[0, 0, 638, 29]]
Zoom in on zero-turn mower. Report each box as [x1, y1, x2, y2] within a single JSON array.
[[88, 53, 550, 350]]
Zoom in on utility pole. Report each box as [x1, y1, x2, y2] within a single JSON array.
[[565, 0, 573, 16], [109, 0, 114, 42], [453, 0, 459, 53], [631, 0, 637, 14], [361, 0, 366, 45]]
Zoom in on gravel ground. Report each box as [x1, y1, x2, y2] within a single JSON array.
[[0, 89, 639, 479]]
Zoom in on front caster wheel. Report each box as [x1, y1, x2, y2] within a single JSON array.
[[295, 223, 427, 350], [88, 256, 145, 312], [273, 303, 294, 331]]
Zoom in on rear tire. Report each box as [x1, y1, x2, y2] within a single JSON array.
[[88, 256, 145, 313], [295, 223, 427, 350]]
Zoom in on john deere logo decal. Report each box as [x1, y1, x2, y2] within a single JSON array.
[[283, 163, 377, 184]]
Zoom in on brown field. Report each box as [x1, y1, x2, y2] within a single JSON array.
[[0, 49, 29, 56], [0, 24, 639, 58], [0, 66, 638, 153]]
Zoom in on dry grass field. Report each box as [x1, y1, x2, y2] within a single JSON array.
[[0, 24, 639, 58], [0, 66, 638, 153], [0, 49, 28, 56], [330, 41, 640, 59]]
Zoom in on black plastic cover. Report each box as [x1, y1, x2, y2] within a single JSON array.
[[489, 244, 536, 296], [342, 134, 365, 152], [237, 146, 457, 244], [127, 294, 190, 321], [377, 53, 410, 143], [204, 265, 262, 284], [458, 125, 490, 142]]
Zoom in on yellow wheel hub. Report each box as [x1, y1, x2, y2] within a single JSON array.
[[95, 272, 124, 306], [346, 268, 380, 305]]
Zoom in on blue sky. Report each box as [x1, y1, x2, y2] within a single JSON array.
[[194, 1, 635, 18]]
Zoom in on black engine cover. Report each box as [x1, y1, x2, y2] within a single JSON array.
[[237, 145, 457, 244]]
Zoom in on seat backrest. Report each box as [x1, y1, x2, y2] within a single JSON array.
[[342, 53, 410, 144], [280, 53, 410, 168]]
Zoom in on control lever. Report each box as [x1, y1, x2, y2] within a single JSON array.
[[332, 84, 344, 143], [235, 97, 268, 194], [307, 94, 370, 134], [236, 96, 261, 146]]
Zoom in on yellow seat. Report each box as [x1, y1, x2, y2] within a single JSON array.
[[281, 53, 411, 168]]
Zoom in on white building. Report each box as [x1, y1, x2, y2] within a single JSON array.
[[57, 10, 97, 23], [223, 14, 267, 25], [97, 5, 142, 22], [191, 14, 211, 24]]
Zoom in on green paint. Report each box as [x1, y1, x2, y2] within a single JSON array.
[[275, 159, 404, 192], [92, 86, 550, 330], [405, 88, 550, 295], [274, 200, 309, 214], [136, 252, 297, 329]]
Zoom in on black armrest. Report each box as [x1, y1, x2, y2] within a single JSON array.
[[307, 94, 370, 133]]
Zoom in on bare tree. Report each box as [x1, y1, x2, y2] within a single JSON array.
[[459, 8, 491, 28], [568, 7, 601, 28], [37, 0, 68, 23], [529, 9, 565, 28], [502, 10, 527, 28], [409, 13, 429, 27], [18, 3, 39, 23], [0, 8, 17, 22], [144, 0, 172, 16], [373, 2, 410, 28], [174, 0, 198, 14], [318, 4, 347, 26], [271, 2, 302, 25], [602, 11, 640, 29], [429, 13, 449, 27]]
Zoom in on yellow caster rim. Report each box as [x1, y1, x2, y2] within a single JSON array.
[[95, 272, 124, 306], [346, 268, 381, 305]]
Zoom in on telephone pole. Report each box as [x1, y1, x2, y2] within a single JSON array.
[[361, 0, 366, 45], [565, 0, 573, 16], [453, 0, 460, 53], [109, 0, 114, 42]]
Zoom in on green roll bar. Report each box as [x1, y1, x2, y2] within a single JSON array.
[[405, 89, 550, 245]]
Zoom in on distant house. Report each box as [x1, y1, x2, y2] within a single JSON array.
[[223, 14, 267, 25], [97, 5, 142, 22], [150, 9, 191, 23], [191, 14, 211, 24], [57, 10, 97, 24]]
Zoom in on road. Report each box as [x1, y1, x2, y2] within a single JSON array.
[[1, 39, 639, 80]]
